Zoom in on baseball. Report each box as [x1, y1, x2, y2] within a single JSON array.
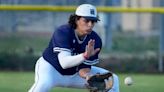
[[124, 76, 133, 86]]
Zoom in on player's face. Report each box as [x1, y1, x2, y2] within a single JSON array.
[[76, 17, 96, 36]]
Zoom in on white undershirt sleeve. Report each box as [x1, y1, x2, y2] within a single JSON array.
[[57, 51, 85, 69]]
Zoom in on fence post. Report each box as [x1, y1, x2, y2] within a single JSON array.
[[159, 0, 164, 72]]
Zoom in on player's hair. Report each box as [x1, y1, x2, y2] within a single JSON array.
[[68, 14, 81, 29]]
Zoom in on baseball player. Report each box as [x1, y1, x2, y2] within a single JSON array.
[[28, 4, 119, 92]]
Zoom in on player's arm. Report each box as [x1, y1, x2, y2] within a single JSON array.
[[57, 39, 100, 69], [58, 51, 85, 69]]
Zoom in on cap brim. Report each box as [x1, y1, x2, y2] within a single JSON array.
[[83, 16, 100, 21]]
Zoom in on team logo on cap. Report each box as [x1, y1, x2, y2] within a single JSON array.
[[90, 9, 95, 15]]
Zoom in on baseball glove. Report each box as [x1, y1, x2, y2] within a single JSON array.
[[86, 72, 113, 92]]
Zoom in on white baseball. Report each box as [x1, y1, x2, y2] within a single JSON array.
[[124, 76, 133, 86]]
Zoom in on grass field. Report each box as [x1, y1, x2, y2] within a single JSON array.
[[0, 71, 164, 92]]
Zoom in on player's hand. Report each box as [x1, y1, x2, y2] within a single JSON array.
[[83, 39, 100, 59], [86, 72, 113, 92]]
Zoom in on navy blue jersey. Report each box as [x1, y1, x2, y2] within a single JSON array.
[[43, 24, 102, 75]]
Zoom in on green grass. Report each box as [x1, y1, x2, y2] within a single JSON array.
[[119, 74, 164, 92], [0, 72, 164, 92]]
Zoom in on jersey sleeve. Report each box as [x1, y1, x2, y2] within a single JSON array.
[[52, 26, 72, 52]]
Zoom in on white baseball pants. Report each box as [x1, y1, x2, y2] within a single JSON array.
[[28, 57, 119, 92]]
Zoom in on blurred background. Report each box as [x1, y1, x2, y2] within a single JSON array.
[[0, 0, 164, 92]]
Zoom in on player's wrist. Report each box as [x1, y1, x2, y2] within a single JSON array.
[[83, 52, 89, 59]]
